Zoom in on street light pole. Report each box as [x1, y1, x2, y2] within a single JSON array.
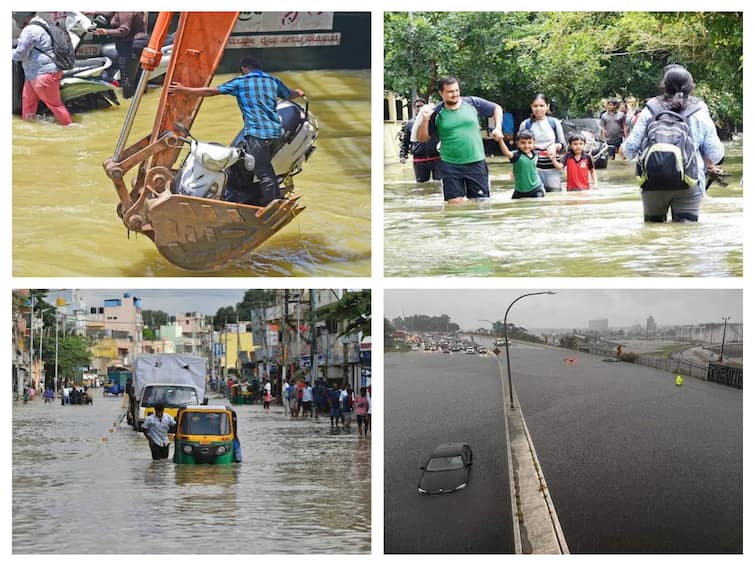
[[504, 291, 555, 409], [719, 316, 730, 363], [55, 313, 59, 392]]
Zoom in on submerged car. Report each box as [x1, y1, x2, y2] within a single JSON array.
[[417, 442, 473, 495]]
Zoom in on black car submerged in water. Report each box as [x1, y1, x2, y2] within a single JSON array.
[[417, 442, 473, 495]]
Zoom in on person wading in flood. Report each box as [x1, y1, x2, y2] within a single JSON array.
[[416, 76, 503, 203], [141, 403, 175, 460]]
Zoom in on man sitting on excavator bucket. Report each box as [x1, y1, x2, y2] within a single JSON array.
[[168, 56, 304, 206]]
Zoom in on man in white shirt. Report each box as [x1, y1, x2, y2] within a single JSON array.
[[141, 403, 176, 460]]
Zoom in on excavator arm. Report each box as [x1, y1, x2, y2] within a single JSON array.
[[148, 12, 239, 169], [99, 12, 308, 271], [104, 12, 238, 225]]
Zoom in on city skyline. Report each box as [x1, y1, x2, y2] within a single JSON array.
[[385, 289, 743, 330]]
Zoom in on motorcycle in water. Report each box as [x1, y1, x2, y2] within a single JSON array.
[[173, 98, 318, 204], [99, 33, 174, 94], [103, 12, 320, 271], [561, 118, 610, 169], [12, 11, 118, 115]]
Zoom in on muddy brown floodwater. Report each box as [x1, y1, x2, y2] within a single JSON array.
[[13, 69, 371, 277], [384, 141, 742, 277]]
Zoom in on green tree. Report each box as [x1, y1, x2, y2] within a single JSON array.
[[142, 309, 169, 329], [41, 334, 91, 382], [236, 289, 277, 320], [315, 290, 371, 337], [394, 313, 460, 332], [212, 306, 237, 330], [28, 290, 56, 330], [384, 317, 395, 349], [384, 12, 742, 128]]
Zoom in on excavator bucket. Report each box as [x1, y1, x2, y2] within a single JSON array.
[[146, 193, 306, 270]]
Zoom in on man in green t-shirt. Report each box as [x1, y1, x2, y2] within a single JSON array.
[[417, 77, 503, 203]]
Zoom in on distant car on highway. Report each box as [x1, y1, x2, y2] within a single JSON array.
[[465, 346, 476, 354], [417, 442, 473, 495], [477, 346, 487, 354]]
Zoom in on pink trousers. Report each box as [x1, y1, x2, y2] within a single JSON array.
[[22, 71, 72, 126]]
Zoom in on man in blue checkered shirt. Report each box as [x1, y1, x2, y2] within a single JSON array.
[[169, 57, 304, 205]]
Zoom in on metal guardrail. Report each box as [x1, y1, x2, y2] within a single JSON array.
[[707, 363, 743, 389], [635, 354, 710, 379], [578, 343, 729, 382]]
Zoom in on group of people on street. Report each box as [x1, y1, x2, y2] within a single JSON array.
[[281, 379, 371, 436], [327, 384, 371, 436], [282, 378, 317, 417], [61, 385, 94, 405], [402, 64, 725, 222]]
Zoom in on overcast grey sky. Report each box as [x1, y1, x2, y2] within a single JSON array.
[[385, 289, 743, 330], [47, 289, 247, 316]]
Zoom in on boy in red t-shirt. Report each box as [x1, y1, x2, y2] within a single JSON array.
[[561, 134, 598, 191]]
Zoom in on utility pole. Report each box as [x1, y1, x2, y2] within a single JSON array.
[[719, 317, 730, 363], [223, 317, 228, 381], [210, 328, 216, 391], [28, 295, 34, 398], [282, 289, 289, 394], [342, 334, 349, 386], [310, 289, 317, 386], [54, 313, 59, 392], [236, 315, 241, 378]]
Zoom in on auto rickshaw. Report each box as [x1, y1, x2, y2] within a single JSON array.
[[173, 405, 237, 465]]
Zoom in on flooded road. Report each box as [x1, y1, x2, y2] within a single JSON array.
[[384, 351, 514, 554], [510, 343, 742, 553], [13, 69, 371, 277], [384, 141, 742, 277], [13, 395, 371, 553]]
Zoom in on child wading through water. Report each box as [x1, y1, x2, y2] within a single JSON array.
[[562, 133, 598, 191], [498, 130, 555, 198]]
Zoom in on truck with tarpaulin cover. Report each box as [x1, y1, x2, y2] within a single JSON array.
[[127, 353, 207, 431]]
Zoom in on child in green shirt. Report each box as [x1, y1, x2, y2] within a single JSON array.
[[499, 130, 553, 199]]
